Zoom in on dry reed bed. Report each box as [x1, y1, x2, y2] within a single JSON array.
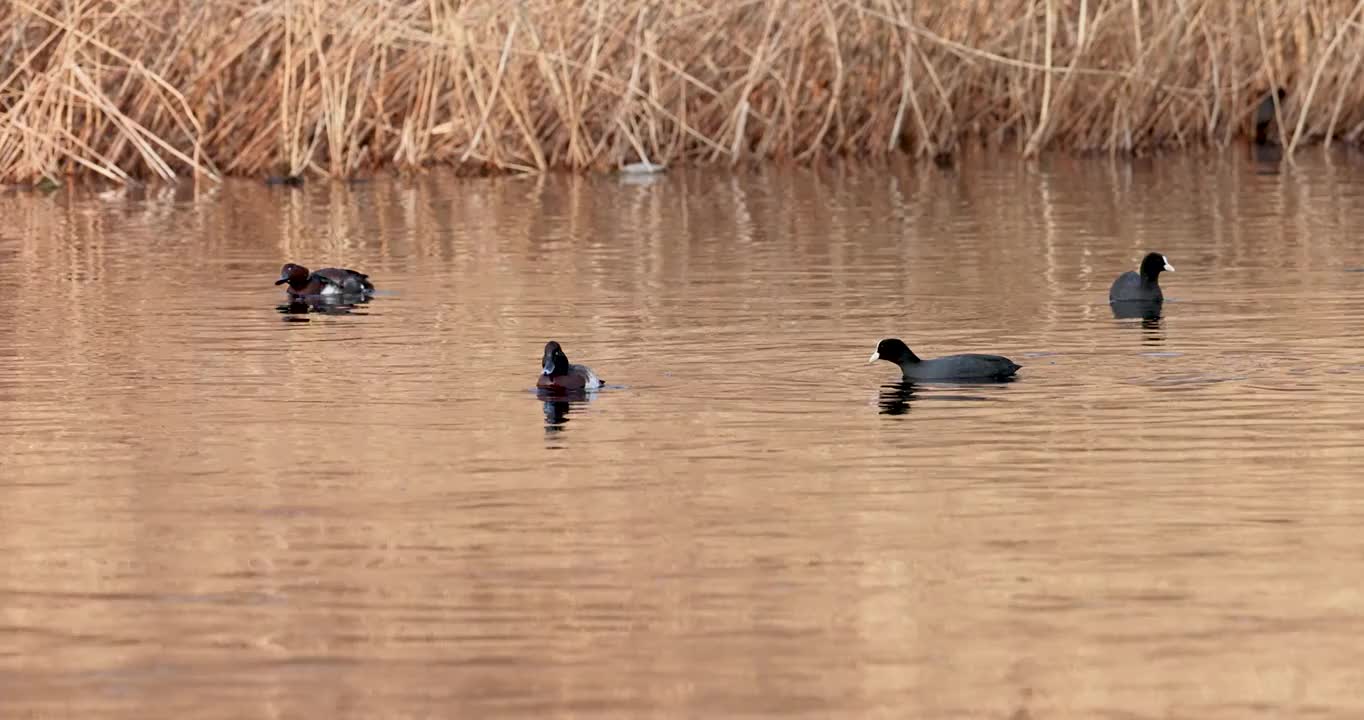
[[2, 0, 1363, 184]]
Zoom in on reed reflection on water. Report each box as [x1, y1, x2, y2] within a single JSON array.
[[2, 149, 1364, 718]]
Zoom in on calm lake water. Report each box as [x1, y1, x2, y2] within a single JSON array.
[[3, 150, 1364, 718]]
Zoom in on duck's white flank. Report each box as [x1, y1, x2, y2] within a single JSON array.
[[577, 366, 604, 389]]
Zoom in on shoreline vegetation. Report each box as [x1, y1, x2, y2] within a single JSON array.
[[3, 0, 1363, 185]]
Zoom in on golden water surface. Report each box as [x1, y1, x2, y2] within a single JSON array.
[[3, 151, 1364, 718]]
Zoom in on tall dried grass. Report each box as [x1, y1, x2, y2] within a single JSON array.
[[2, 0, 1363, 184]]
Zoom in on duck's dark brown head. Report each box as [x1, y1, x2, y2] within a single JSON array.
[[275, 263, 311, 288], [869, 338, 921, 366], [542, 341, 571, 377]]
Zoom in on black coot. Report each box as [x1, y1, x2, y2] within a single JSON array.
[[868, 338, 1021, 381]]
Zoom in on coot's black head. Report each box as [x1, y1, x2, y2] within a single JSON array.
[[1257, 87, 1288, 111], [1139, 252, 1174, 280], [275, 263, 311, 287], [868, 338, 921, 366], [542, 341, 571, 377]]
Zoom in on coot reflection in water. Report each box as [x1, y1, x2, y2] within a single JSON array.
[[1251, 143, 1284, 170], [877, 381, 1006, 416], [1110, 298, 1164, 321], [1111, 305, 1166, 346], [878, 381, 920, 415], [1137, 316, 1166, 346]]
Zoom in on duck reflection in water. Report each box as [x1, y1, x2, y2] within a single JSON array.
[[537, 388, 592, 435], [276, 294, 373, 320]]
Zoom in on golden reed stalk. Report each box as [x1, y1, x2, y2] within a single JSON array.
[[2, 0, 1362, 184]]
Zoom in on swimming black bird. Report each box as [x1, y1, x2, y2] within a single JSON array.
[[868, 338, 1021, 381], [1254, 88, 1288, 145], [1109, 252, 1174, 303]]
